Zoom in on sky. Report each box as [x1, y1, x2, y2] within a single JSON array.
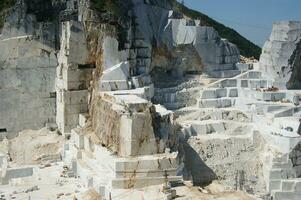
[[181, 0, 301, 47]]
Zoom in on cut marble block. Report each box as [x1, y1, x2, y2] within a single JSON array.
[[238, 79, 268, 89], [0, 166, 35, 185], [58, 21, 90, 65], [236, 63, 253, 71], [99, 62, 130, 91], [56, 90, 88, 134], [111, 176, 181, 189], [198, 98, 235, 108], [55, 21, 93, 135], [132, 75, 152, 88], [182, 120, 226, 136], [272, 191, 301, 200], [67, 128, 181, 190], [200, 88, 238, 99], [57, 66, 93, 90], [79, 113, 88, 128], [0, 154, 5, 168], [220, 79, 238, 88], [114, 153, 178, 177], [71, 128, 84, 149], [113, 94, 149, 112], [200, 89, 224, 99], [92, 93, 158, 157], [254, 92, 286, 102], [208, 70, 241, 78], [112, 153, 181, 189]]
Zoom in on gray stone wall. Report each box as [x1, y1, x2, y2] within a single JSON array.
[[0, 3, 58, 138]]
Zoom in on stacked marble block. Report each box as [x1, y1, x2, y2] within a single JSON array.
[[0, 153, 35, 185], [263, 153, 301, 200], [100, 62, 131, 91], [56, 21, 93, 134], [259, 21, 301, 84], [196, 70, 299, 108], [63, 92, 180, 197], [129, 15, 153, 88], [131, 39, 153, 89], [208, 71, 270, 89], [198, 87, 239, 108]]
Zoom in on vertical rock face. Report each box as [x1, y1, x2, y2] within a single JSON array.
[[0, 2, 59, 138], [131, 0, 240, 78], [259, 21, 301, 88], [56, 21, 92, 134], [287, 39, 301, 89], [162, 18, 240, 73]]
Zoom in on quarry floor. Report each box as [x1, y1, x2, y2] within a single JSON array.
[[0, 129, 258, 200]]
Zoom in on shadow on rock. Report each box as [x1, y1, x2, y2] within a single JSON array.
[[178, 142, 218, 187]]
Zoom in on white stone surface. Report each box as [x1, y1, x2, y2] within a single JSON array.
[[259, 21, 301, 85], [58, 21, 90, 66], [102, 37, 128, 70], [0, 17, 58, 137], [99, 62, 130, 91], [163, 19, 240, 72]]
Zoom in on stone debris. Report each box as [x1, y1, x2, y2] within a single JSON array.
[[0, 128, 63, 165], [256, 86, 279, 92], [25, 186, 39, 193], [81, 189, 102, 200], [240, 56, 258, 64]]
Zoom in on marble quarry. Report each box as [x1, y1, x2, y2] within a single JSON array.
[[0, 0, 301, 200]]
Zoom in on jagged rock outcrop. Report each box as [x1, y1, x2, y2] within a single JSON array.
[[259, 21, 301, 88]]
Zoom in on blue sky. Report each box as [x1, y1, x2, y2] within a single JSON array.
[[181, 0, 301, 47]]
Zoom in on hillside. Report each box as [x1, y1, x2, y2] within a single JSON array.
[[171, 1, 262, 59], [1, 0, 262, 59]]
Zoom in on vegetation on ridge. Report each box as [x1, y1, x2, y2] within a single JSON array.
[[171, 0, 262, 59], [90, 0, 132, 22], [0, 0, 16, 30], [90, 0, 132, 49]]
